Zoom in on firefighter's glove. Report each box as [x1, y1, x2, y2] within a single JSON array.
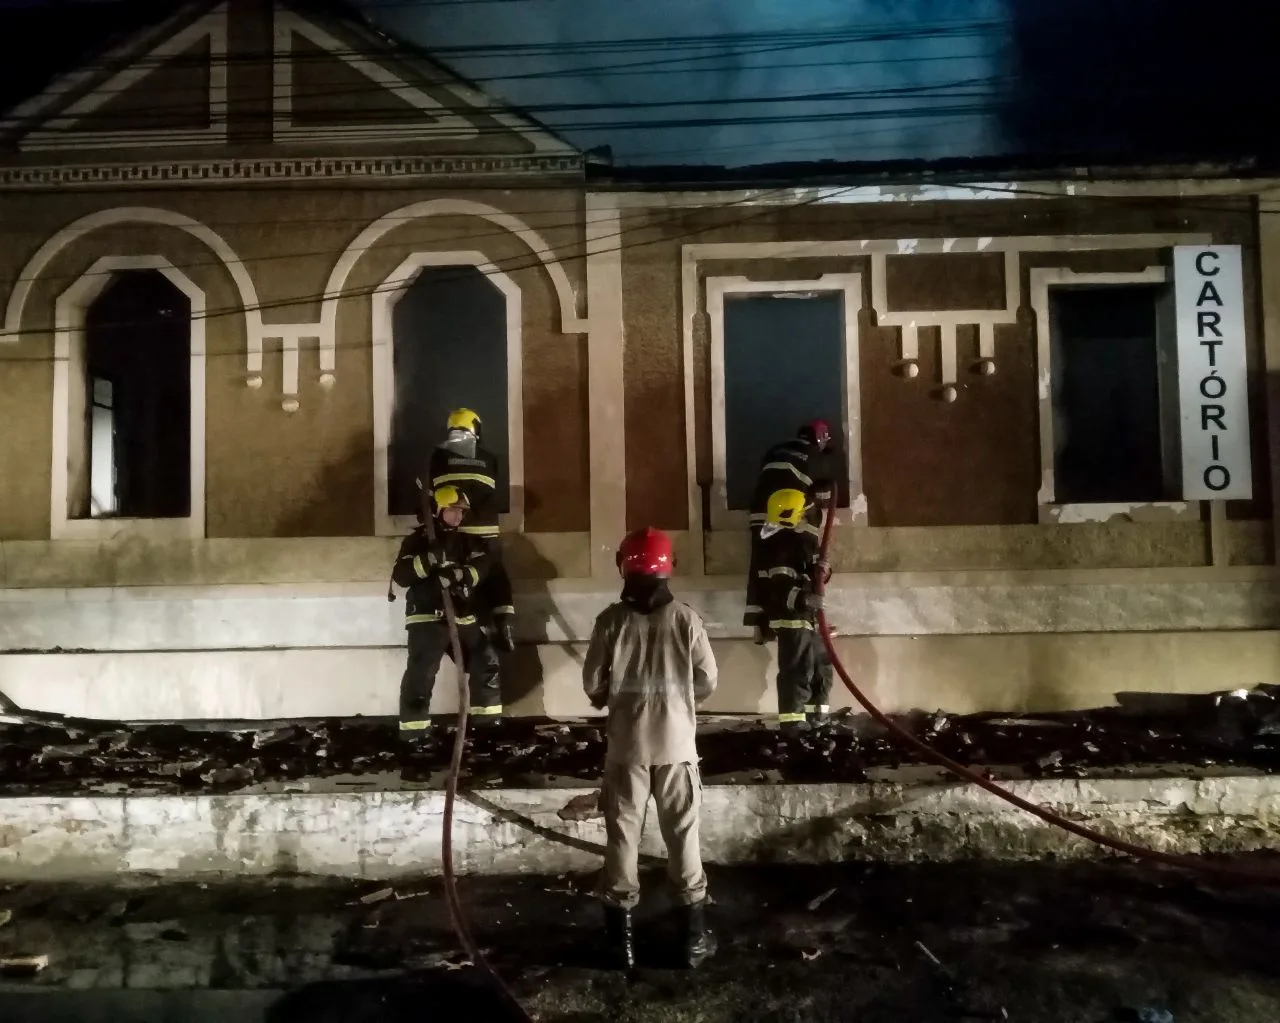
[[801, 591, 825, 613], [752, 623, 775, 645], [815, 559, 832, 586], [434, 566, 473, 600], [589, 693, 609, 711], [494, 616, 517, 653]]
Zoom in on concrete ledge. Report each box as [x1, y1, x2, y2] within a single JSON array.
[[3, 629, 1279, 720], [2, 776, 1278, 881], [3, 571, 1279, 653]]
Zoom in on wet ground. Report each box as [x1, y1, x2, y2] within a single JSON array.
[[5, 686, 1280, 797], [3, 859, 1280, 1021]]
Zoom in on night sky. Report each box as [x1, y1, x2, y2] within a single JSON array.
[[0, 0, 1275, 169]]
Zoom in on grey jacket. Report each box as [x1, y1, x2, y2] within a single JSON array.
[[582, 600, 718, 766]]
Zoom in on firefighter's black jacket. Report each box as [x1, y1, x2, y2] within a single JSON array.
[[755, 527, 822, 631], [392, 525, 492, 627], [748, 437, 837, 539], [428, 443, 501, 536], [427, 442, 513, 618]]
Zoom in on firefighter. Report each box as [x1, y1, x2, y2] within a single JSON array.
[[756, 488, 835, 731], [391, 486, 504, 736], [421, 408, 515, 714], [583, 527, 718, 970], [744, 420, 837, 642]]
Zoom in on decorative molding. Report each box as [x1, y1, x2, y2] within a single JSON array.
[[370, 251, 525, 537], [272, 9, 477, 145], [869, 246, 1018, 396], [0, 154, 584, 189], [1029, 264, 1203, 524], [680, 234, 1214, 543], [51, 255, 206, 542], [322, 199, 588, 373], [269, 7, 576, 155], [2, 199, 585, 415], [18, 4, 228, 153], [2, 206, 260, 349], [705, 274, 866, 531]]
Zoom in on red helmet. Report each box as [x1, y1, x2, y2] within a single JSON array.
[[616, 527, 674, 578], [800, 418, 832, 450]]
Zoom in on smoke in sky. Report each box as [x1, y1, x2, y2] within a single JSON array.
[[360, 0, 1012, 167]]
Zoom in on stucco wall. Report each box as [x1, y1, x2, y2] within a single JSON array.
[[619, 196, 1270, 573], [0, 186, 588, 542]]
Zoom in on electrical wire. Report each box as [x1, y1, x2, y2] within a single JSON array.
[[0, 181, 853, 346], [0, 176, 1266, 355], [811, 493, 1280, 886]]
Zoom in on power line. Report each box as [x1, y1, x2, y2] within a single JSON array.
[[0, 183, 858, 350], [0, 179, 1266, 357], [3, 165, 1264, 302]]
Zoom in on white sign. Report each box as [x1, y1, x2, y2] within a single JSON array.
[[1174, 245, 1251, 500]]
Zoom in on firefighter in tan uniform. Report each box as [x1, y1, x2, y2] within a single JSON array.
[[583, 527, 718, 970], [756, 488, 834, 731]]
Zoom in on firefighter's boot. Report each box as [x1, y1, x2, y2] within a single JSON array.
[[683, 900, 717, 969], [603, 905, 635, 969]]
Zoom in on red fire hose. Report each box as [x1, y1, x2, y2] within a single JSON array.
[[423, 511, 532, 1021], [812, 495, 1280, 884]]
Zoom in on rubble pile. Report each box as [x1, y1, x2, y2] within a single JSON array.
[[3, 685, 1280, 796]]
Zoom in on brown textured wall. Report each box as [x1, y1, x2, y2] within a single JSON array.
[[619, 196, 1268, 541], [0, 187, 587, 540], [79, 40, 213, 132]]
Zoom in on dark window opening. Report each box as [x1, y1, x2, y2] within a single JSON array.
[[722, 292, 849, 512], [1049, 284, 1172, 504], [83, 270, 192, 520], [389, 265, 510, 518]]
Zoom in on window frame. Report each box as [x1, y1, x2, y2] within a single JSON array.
[[371, 251, 525, 538], [51, 255, 206, 541], [1031, 265, 1200, 524], [705, 273, 866, 532]]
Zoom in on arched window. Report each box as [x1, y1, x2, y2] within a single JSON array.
[[373, 256, 522, 534], [82, 271, 192, 519], [52, 257, 206, 540]]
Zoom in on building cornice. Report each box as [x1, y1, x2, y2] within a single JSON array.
[[0, 153, 585, 189]]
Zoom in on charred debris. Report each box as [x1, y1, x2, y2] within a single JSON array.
[[3, 685, 1280, 797]]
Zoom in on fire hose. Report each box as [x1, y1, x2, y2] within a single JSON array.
[[421, 509, 532, 1021], [812, 493, 1280, 885]]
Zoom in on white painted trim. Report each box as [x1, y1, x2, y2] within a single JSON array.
[[323, 198, 586, 371], [272, 10, 478, 145], [1, 201, 582, 414], [18, 4, 228, 152], [371, 252, 524, 537], [269, 9, 575, 155], [681, 234, 1214, 547], [3, 206, 257, 343], [0, 2, 206, 131], [1029, 265, 1201, 522], [583, 196, 628, 577], [50, 255, 206, 541], [595, 179, 1276, 210], [705, 274, 865, 531]]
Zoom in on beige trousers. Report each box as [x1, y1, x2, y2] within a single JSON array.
[[599, 761, 708, 910]]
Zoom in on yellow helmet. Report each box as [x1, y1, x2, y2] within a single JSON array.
[[446, 408, 482, 435], [765, 488, 808, 527], [433, 485, 466, 510]]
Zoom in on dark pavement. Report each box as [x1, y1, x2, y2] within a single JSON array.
[[3, 858, 1280, 1021]]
